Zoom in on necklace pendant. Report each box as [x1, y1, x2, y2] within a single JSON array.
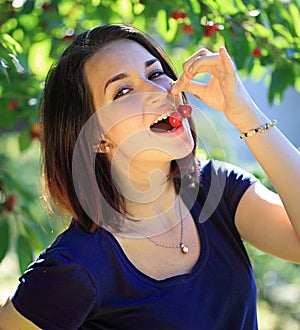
[[180, 243, 189, 254]]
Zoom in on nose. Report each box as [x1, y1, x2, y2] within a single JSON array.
[[141, 78, 168, 93], [141, 79, 170, 108]]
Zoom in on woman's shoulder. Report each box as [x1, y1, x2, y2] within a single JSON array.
[[199, 158, 258, 188], [11, 220, 100, 328], [38, 220, 106, 271], [50, 220, 98, 249], [18, 220, 100, 286], [196, 158, 258, 220]]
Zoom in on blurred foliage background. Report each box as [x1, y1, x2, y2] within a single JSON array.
[[0, 0, 300, 328]]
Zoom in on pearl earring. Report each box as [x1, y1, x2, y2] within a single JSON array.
[[97, 140, 112, 154]]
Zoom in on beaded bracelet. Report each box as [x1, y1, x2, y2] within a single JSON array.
[[240, 120, 277, 139]]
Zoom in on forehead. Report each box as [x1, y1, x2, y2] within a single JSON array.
[[85, 39, 155, 72]]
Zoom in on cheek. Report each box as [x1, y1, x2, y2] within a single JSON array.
[[105, 118, 145, 147], [97, 97, 146, 137]]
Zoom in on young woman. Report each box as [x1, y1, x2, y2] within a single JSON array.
[[0, 24, 299, 330]]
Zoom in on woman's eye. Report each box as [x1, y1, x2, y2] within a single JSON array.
[[114, 87, 131, 100], [149, 69, 165, 80]]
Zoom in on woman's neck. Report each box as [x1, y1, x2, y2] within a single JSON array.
[[113, 182, 183, 238], [111, 156, 174, 207], [124, 177, 177, 219]]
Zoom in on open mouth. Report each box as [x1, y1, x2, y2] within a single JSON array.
[[150, 109, 178, 133]]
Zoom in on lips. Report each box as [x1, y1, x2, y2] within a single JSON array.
[[150, 109, 178, 133]]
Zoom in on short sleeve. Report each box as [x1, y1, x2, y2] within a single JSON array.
[[12, 249, 96, 330], [222, 161, 259, 218], [199, 159, 258, 220]]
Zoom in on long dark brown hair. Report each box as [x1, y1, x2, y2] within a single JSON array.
[[41, 24, 197, 232]]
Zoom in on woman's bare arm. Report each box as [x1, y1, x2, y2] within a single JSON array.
[[0, 298, 40, 330]]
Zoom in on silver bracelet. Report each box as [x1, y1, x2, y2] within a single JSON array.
[[240, 120, 277, 139]]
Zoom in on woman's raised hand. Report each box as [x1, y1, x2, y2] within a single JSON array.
[[171, 47, 261, 131]]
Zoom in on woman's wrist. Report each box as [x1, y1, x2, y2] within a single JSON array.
[[239, 120, 277, 140], [228, 104, 269, 134]]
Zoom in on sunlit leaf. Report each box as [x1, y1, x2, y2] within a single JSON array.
[[214, 0, 239, 15], [234, 0, 247, 13], [201, 0, 219, 11], [28, 39, 53, 78], [156, 10, 178, 43], [272, 24, 294, 43], [18, 14, 39, 31], [0, 33, 23, 55], [247, 23, 273, 38], [289, 2, 300, 37]]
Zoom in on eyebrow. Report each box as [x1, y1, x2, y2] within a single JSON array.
[[104, 58, 159, 93]]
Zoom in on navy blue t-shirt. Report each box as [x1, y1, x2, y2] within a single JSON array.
[[12, 160, 258, 330]]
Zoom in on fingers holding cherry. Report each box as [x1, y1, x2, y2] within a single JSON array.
[[177, 104, 192, 118]]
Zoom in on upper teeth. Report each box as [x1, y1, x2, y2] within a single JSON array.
[[153, 110, 173, 124]]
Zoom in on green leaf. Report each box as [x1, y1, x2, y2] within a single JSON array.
[[272, 24, 294, 43], [0, 218, 10, 263], [289, 2, 300, 37], [0, 107, 23, 128], [17, 235, 33, 273], [156, 10, 178, 43], [0, 33, 23, 55], [214, 0, 238, 15], [295, 76, 300, 92], [18, 128, 32, 152], [229, 34, 249, 70], [23, 218, 44, 251], [187, 0, 201, 14], [201, 0, 219, 12], [269, 65, 294, 104], [21, 0, 35, 14], [247, 23, 273, 39], [28, 39, 53, 78], [244, 55, 255, 74], [234, 0, 247, 13]]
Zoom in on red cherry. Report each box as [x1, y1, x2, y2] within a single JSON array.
[[63, 28, 76, 42], [252, 46, 262, 58], [4, 203, 13, 212], [182, 24, 194, 35], [4, 195, 17, 212], [171, 11, 187, 20], [63, 34, 75, 42], [204, 22, 218, 37], [178, 104, 192, 118], [8, 99, 19, 111], [169, 112, 182, 128], [42, 3, 51, 10], [7, 195, 17, 205]]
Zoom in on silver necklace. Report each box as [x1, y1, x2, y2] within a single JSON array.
[[122, 198, 189, 254]]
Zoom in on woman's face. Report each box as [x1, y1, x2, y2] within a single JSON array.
[[84, 39, 194, 166]]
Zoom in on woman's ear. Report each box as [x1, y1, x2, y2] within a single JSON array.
[[97, 140, 113, 154]]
